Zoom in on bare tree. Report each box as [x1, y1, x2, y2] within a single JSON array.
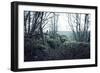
[[68, 13, 90, 42], [83, 14, 90, 42], [50, 13, 59, 38], [24, 11, 60, 45], [24, 11, 30, 34], [28, 11, 31, 34]]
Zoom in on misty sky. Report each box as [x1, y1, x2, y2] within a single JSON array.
[[24, 11, 90, 32], [57, 13, 71, 31], [43, 13, 90, 32], [43, 13, 71, 32]]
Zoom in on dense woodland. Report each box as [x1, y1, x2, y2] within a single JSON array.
[[24, 11, 90, 61]]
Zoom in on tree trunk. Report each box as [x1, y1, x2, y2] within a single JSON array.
[[40, 12, 45, 44]]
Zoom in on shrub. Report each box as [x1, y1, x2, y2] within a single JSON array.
[[58, 35, 68, 43], [62, 41, 90, 59]]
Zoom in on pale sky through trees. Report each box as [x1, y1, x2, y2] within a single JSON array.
[[24, 11, 90, 33], [43, 13, 90, 32], [43, 13, 71, 32], [57, 13, 71, 31]]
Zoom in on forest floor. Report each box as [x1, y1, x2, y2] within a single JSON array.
[[24, 37, 90, 62]]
